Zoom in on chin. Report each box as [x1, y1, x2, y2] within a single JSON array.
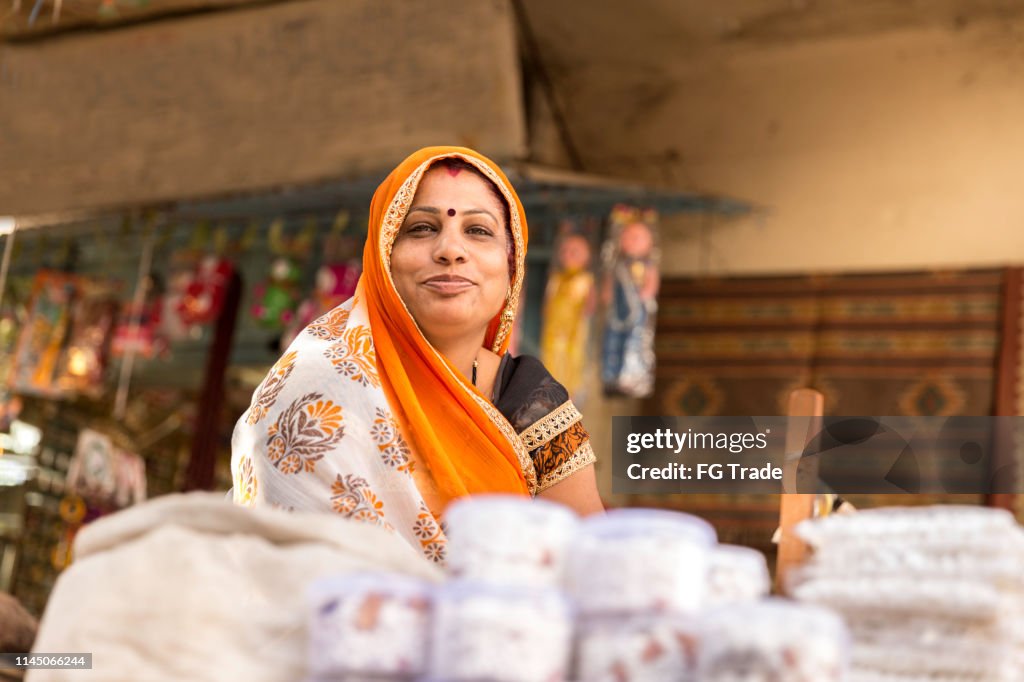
[[421, 316, 473, 337], [419, 315, 495, 343]]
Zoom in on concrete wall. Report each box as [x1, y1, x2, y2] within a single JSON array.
[[525, 16, 1024, 502], [0, 0, 525, 217], [543, 17, 1024, 276]]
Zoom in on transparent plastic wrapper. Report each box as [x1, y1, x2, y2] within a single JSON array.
[[791, 542, 1024, 588], [573, 614, 700, 682], [706, 544, 771, 605], [566, 508, 716, 616], [795, 505, 1021, 553], [850, 638, 1015, 680], [428, 582, 573, 682], [697, 599, 849, 682], [842, 611, 1009, 647], [306, 573, 433, 681], [848, 672, 999, 682], [789, 575, 1003, 620], [443, 495, 579, 589], [792, 505, 1024, 682]]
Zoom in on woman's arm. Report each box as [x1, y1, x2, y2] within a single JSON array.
[[537, 463, 605, 516]]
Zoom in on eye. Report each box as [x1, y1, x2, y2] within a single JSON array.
[[466, 225, 493, 237], [405, 222, 437, 235]]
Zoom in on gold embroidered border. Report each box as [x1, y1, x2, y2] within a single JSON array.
[[537, 440, 596, 493], [519, 400, 583, 451], [471, 391, 539, 495], [380, 164, 429, 266]]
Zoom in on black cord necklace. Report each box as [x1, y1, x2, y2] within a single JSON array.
[[471, 358, 478, 387]]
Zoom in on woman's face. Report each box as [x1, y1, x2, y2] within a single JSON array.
[[390, 166, 511, 346]]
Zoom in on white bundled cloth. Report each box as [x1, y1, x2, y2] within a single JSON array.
[[28, 492, 442, 682], [791, 505, 1024, 682]]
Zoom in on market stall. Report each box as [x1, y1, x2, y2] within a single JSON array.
[[0, 164, 749, 616]]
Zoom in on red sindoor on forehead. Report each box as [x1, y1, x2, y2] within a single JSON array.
[[444, 166, 462, 177]]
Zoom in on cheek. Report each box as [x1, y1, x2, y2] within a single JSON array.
[[389, 247, 418, 295], [485, 255, 512, 308]]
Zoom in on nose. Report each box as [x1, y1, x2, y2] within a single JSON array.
[[432, 226, 468, 264]]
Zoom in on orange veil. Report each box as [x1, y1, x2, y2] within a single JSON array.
[[360, 146, 534, 510]]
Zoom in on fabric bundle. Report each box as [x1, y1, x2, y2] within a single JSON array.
[[29, 493, 442, 682], [791, 506, 1024, 682]]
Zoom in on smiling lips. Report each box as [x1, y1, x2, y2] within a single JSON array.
[[422, 274, 475, 294]]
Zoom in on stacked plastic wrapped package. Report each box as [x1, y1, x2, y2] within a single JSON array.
[[706, 544, 772, 606], [307, 573, 434, 681], [430, 496, 578, 681], [697, 600, 849, 682], [306, 495, 849, 682], [790, 505, 1024, 682], [568, 509, 714, 681]]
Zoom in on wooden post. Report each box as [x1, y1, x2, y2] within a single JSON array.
[[184, 270, 242, 491], [988, 267, 1021, 512], [776, 388, 824, 594]]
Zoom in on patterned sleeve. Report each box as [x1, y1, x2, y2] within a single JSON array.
[[494, 355, 598, 494], [519, 401, 597, 492]]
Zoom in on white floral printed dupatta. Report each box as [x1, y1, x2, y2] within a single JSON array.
[[231, 282, 448, 563]]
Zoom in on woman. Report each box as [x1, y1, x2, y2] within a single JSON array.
[[231, 146, 603, 563]]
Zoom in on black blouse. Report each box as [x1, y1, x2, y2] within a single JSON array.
[[492, 354, 596, 492]]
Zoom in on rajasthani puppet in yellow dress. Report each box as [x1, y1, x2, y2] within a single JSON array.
[[540, 233, 595, 403]]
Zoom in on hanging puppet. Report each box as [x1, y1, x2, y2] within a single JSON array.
[[160, 248, 202, 343], [171, 223, 237, 336], [178, 254, 235, 329], [251, 217, 314, 334], [280, 211, 362, 350], [10, 271, 76, 396], [53, 278, 120, 397], [601, 205, 661, 398], [540, 223, 596, 403], [0, 275, 29, 430], [112, 273, 168, 360], [57, 428, 148, 569]]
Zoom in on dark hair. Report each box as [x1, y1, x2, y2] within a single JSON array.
[[430, 158, 516, 280]]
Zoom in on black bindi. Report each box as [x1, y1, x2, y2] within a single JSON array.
[[447, 208, 456, 217]]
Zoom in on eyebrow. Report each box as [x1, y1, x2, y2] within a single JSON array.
[[407, 206, 498, 222]]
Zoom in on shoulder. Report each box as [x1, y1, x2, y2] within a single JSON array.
[[496, 355, 596, 493], [495, 355, 570, 433]]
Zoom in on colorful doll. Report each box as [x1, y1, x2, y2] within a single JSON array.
[[250, 255, 303, 330], [280, 261, 360, 350], [112, 273, 167, 360], [159, 249, 201, 343], [252, 218, 316, 333], [0, 277, 29, 428], [57, 429, 148, 568], [54, 279, 120, 396], [10, 271, 76, 396], [177, 254, 236, 328], [601, 206, 661, 398], [541, 232, 595, 402]]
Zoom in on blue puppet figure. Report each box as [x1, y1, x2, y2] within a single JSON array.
[[601, 206, 660, 398]]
